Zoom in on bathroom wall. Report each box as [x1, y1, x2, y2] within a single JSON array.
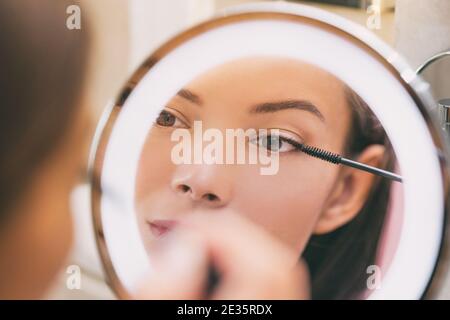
[[395, 0, 450, 101], [128, 0, 215, 73], [395, 0, 450, 67]]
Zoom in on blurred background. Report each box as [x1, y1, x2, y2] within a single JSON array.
[[48, 0, 450, 299]]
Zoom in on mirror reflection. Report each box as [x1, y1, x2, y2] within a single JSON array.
[[134, 56, 402, 299]]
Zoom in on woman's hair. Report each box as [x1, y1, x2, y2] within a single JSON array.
[[302, 86, 395, 299], [0, 0, 89, 223]]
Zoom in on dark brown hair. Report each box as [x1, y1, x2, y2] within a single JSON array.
[[0, 0, 89, 223], [302, 86, 395, 299]]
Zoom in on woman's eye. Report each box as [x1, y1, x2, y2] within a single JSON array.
[[251, 134, 296, 153], [155, 110, 186, 128]]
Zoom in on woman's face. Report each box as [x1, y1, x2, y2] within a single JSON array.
[[135, 57, 354, 254]]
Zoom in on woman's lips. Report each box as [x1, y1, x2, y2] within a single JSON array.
[[148, 219, 177, 238]]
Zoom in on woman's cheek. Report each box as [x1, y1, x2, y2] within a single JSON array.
[[135, 133, 178, 252], [233, 156, 336, 253], [135, 132, 176, 205]]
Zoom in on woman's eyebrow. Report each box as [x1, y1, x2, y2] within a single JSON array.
[[249, 100, 325, 122], [177, 88, 202, 105]]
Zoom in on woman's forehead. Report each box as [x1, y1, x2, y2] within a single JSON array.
[[182, 57, 349, 119], [190, 57, 342, 85]]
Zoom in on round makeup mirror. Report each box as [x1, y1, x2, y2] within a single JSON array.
[[89, 2, 450, 299]]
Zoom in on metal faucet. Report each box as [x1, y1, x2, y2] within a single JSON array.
[[439, 99, 450, 132], [416, 50, 450, 133]]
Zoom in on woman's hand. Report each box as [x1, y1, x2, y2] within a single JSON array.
[[135, 212, 310, 299]]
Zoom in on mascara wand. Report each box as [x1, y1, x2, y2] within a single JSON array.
[[282, 138, 403, 183]]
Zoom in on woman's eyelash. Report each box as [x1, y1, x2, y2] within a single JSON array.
[[278, 136, 303, 151], [155, 109, 189, 128], [252, 133, 304, 153]]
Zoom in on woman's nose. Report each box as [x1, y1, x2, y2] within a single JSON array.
[[171, 164, 233, 208]]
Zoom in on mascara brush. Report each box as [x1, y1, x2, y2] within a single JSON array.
[[281, 137, 402, 183]]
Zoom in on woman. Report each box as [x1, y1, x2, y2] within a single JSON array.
[[0, 0, 307, 300], [135, 57, 396, 299]]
